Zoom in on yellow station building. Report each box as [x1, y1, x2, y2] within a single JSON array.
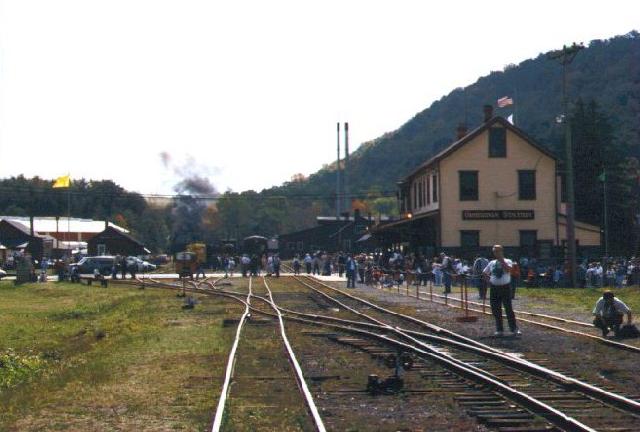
[[374, 106, 601, 260]]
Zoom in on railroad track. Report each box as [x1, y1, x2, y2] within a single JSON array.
[[115, 274, 640, 431], [133, 276, 326, 432], [275, 267, 640, 431], [370, 279, 640, 353]]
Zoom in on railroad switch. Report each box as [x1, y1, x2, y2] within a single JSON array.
[[367, 351, 413, 395]]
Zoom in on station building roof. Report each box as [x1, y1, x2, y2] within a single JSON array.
[[398, 116, 558, 185], [0, 216, 128, 234]]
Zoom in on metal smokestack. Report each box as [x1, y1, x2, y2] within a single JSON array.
[[344, 122, 350, 214], [336, 122, 341, 218]]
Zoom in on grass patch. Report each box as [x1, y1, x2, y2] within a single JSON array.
[[0, 280, 242, 431], [515, 286, 640, 316]]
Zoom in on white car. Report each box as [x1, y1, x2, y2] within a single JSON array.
[[126, 257, 157, 272], [0, 269, 7, 279]]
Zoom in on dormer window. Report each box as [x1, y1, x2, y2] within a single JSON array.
[[489, 127, 507, 158]]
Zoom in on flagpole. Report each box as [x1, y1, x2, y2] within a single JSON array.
[[67, 187, 71, 256]]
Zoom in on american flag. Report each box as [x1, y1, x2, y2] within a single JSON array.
[[497, 96, 514, 108]]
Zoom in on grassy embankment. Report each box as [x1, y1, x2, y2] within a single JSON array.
[[0, 280, 237, 431]]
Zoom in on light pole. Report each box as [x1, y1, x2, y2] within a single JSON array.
[[549, 42, 583, 287]]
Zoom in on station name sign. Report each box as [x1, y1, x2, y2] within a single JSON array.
[[462, 210, 535, 220]]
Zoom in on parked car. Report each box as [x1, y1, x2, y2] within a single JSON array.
[[70, 256, 116, 275], [126, 256, 157, 272], [0, 269, 6, 279]]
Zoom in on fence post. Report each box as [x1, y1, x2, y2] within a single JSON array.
[[429, 278, 433, 302]]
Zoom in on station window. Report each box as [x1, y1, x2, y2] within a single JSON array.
[[296, 241, 303, 251], [518, 170, 536, 200], [489, 127, 507, 158], [460, 231, 479, 248], [97, 244, 106, 255], [432, 175, 438, 202], [459, 171, 479, 201], [426, 176, 431, 205]]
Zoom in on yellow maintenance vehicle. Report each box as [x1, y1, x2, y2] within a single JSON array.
[[175, 243, 206, 279]]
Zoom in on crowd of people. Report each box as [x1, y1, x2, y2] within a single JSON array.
[[205, 253, 283, 278]]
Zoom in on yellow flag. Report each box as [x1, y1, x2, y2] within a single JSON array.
[[52, 174, 71, 188]]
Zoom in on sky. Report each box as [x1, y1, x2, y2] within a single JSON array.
[[0, 0, 638, 196]]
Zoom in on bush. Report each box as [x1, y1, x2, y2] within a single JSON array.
[[0, 349, 46, 389]]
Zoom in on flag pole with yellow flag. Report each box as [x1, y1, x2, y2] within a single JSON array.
[[52, 174, 71, 188], [53, 174, 72, 255]]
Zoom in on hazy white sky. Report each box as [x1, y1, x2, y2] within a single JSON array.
[[0, 0, 638, 195]]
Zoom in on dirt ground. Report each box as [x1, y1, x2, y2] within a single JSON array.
[[262, 277, 488, 432]]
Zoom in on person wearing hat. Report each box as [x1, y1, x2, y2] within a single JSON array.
[[440, 252, 454, 294], [593, 291, 632, 337], [483, 245, 520, 337]]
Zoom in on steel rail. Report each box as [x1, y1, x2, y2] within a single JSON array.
[[295, 275, 640, 416], [115, 277, 636, 430], [260, 277, 327, 432], [210, 277, 253, 432], [278, 312, 597, 432], [383, 282, 640, 353], [175, 278, 594, 432]]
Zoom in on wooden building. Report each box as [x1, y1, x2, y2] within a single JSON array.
[[0, 219, 52, 261], [374, 106, 601, 260], [87, 226, 149, 257]]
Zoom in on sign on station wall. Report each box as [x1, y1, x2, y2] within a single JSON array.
[[462, 210, 534, 220]]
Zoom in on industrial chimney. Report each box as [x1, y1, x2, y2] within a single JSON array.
[[336, 122, 341, 218], [344, 122, 350, 214]]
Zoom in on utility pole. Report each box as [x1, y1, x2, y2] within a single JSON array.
[[548, 42, 584, 287], [602, 168, 609, 257]]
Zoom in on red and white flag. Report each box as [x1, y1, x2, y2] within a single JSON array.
[[497, 96, 514, 108]]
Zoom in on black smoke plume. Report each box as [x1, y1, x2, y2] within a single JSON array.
[[158, 152, 221, 252]]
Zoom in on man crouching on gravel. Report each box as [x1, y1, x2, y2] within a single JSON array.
[[593, 290, 632, 338], [483, 245, 521, 337]]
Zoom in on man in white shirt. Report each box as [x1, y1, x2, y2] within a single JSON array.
[[483, 245, 520, 337], [593, 291, 632, 337]]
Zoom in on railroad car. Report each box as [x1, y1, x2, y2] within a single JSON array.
[[242, 235, 269, 256]]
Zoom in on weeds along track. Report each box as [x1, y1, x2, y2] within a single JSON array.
[[116, 275, 640, 431]]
